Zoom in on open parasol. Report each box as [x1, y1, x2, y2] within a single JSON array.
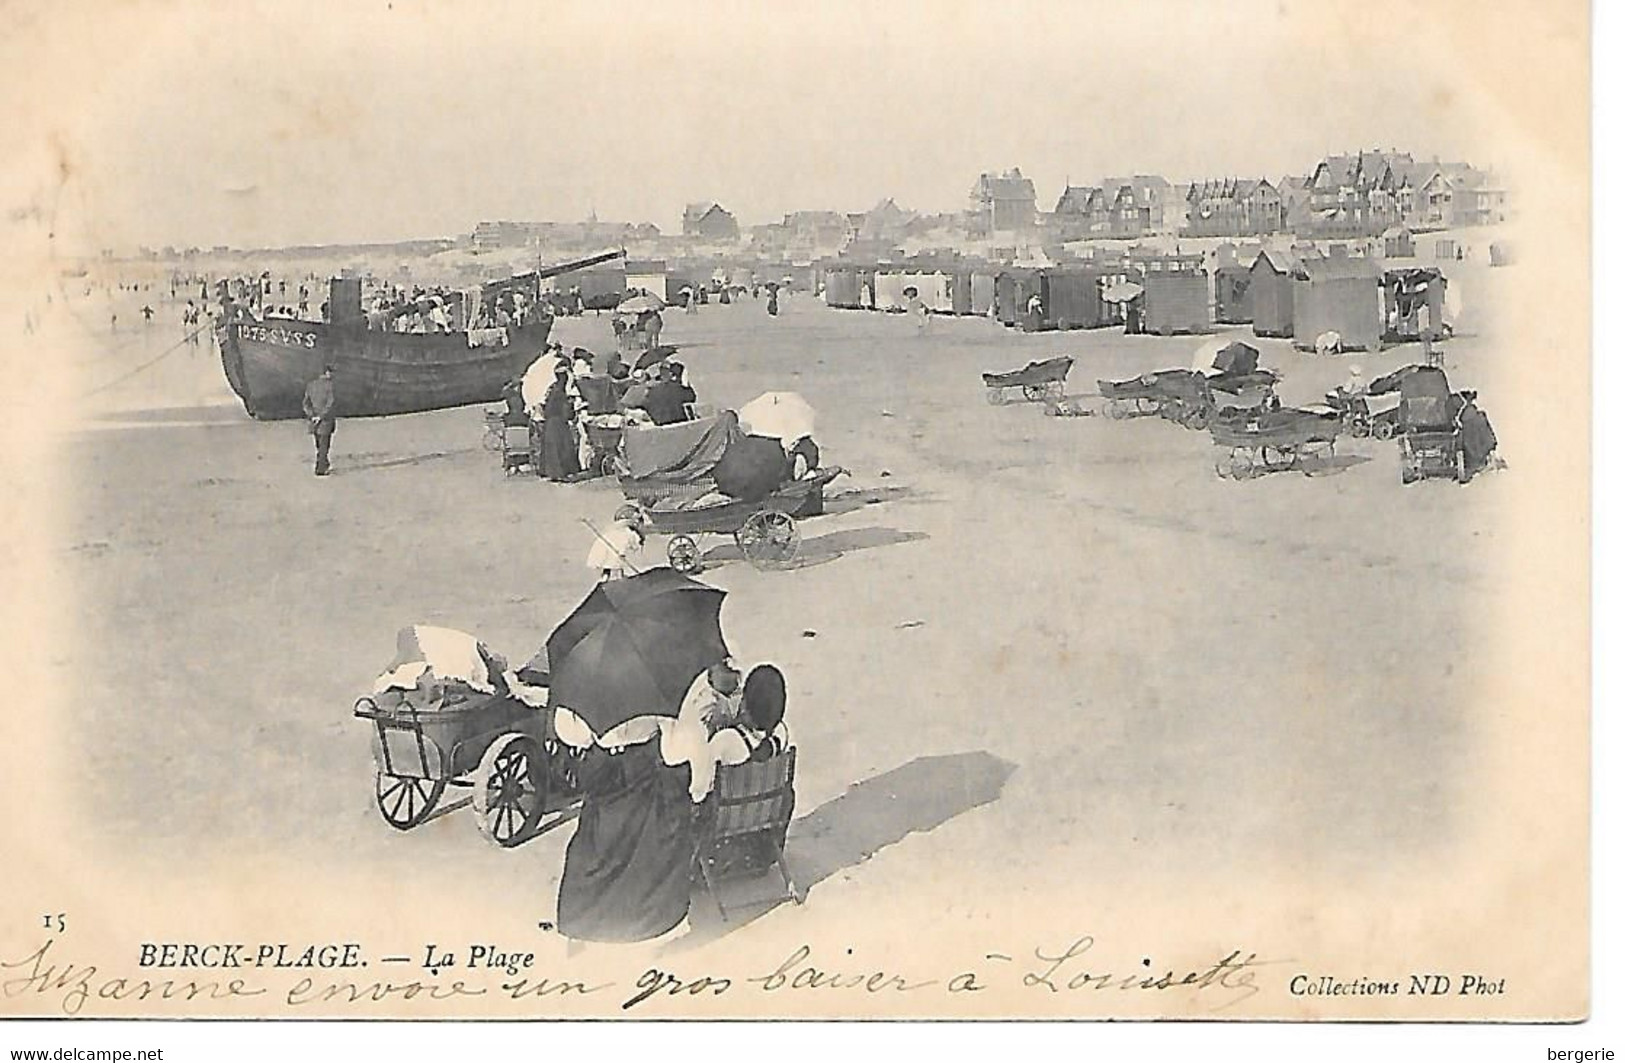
[[616, 293, 666, 315], [1191, 337, 1228, 374], [1101, 281, 1144, 303], [634, 344, 682, 372], [544, 568, 729, 737], [738, 391, 816, 442]]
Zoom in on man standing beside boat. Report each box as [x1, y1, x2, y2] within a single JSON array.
[[302, 366, 338, 477]]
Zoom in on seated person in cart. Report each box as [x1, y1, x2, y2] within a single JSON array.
[[626, 362, 697, 426]]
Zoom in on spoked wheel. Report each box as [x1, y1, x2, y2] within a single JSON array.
[[986, 387, 1009, 405], [1107, 399, 1128, 420], [1260, 445, 1295, 473], [473, 734, 547, 848], [483, 426, 505, 453], [375, 771, 446, 831], [667, 534, 702, 574], [1184, 406, 1213, 431], [1373, 420, 1397, 441], [1351, 419, 1371, 439], [735, 509, 799, 569], [1213, 453, 1232, 479], [1022, 384, 1049, 403], [1228, 450, 1259, 480]]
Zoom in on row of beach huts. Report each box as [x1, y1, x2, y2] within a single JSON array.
[[816, 247, 1452, 352], [541, 246, 1454, 353]]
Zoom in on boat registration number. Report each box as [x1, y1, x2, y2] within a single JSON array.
[[237, 324, 317, 349]]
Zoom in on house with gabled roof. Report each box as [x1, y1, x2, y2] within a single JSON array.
[[683, 202, 740, 243], [969, 169, 1038, 235]]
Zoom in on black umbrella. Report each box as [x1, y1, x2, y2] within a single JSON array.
[[544, 568, 730, 736], [634, 344, 682, 372]]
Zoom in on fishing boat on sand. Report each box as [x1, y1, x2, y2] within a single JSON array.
[[216, 249, 625, 420]]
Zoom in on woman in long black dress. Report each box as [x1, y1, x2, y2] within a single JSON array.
[[539, 365, 582, 482], [555, 734, 696, 943]]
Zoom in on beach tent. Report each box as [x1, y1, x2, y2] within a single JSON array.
[[1249, 250, 1295, 338], [823, 267, 862, 309], [970, 272, 997, 316], [1292, 254, 1382, 351], [1381, 268, 1448, 343], [905, 272, 953, 312], [625, 260, 668, 301], [1383, 227, 1415, 258], [1140, 259, 1210, 335], [1213, 265, 1253, 324], [874, 271, 910, 311]]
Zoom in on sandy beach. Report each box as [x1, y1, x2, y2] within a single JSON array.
[[36, 269, 1527, 980]]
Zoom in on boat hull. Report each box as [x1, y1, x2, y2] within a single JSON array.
[[217, 318, 553, 420]]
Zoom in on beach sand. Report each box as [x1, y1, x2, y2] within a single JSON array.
[[41, 273, 1522, 974]]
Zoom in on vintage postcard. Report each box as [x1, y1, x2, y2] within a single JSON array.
[[0, 0, 1590, 1023]]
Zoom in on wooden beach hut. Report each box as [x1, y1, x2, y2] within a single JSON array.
[[1040, 267, 1109, 329], [1213, 265, 1253, 324], [1292, 254, 1383, 351], [994, 269, 1043, 329], [1249, 250, 1295, 338], [1140, 256, 1210, 335], [823, 265, 862, 309], [971, 271, 997, 316]]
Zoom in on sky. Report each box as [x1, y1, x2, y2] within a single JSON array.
[[0, 0, 1585, 253]]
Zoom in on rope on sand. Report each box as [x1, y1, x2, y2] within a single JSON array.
[[83, 325, 211, 395]]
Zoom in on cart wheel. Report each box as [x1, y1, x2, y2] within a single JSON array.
[[473, 734, 547, 848], [374, 770, 445, 831], [1454, 445, 1470, 484], [1213, 454, 1231, 479], [1107, 399, 1127, 420], [736, 509, 799, 569], [1022, 384, 1048, 403], [1351, 419, 1371, 439], [1373, 420, 1396, 441], [483, 426, 504, 453], [1229, 451, 1257, 480], [1185, 406, 1213, 431], [1042, 400, 1061, 417], [667, 534, 701, 574], [985, 388, 1008, 406]]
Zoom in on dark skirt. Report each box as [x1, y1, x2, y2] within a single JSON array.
[[540, 415, 581, 481], [556, 740, 696, 943]]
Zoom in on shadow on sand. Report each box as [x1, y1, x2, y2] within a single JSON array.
[[663, 750, 1017, 953], [700, 526, 928, 572], [820, 484, 934, 517], [334, 448, 479, 474], [90, 403, 251, 425], [1300, 452, 1372, 476]]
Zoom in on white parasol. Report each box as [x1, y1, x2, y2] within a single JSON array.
[[739, 391, 816, 442], [1191, 337, 1228, 374], [521, 353, 561, 413]]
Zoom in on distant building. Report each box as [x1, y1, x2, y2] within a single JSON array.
[[1300, 150, 1413, 236], [857, 198, 917, 244], [1051, 185, 1106, 240], [969, 169, 1038, 236], [683, 202, 740, 243], [1100, 175, 1174, 232], [782, 210, 854, 256], [1396, 161, 1509, 229], [1183, 178, 1284, 237]]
